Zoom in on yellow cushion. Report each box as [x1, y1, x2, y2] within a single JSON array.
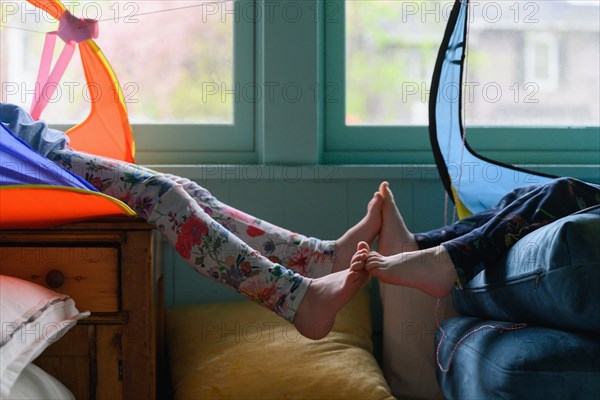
[[167, 288, 394, 400]]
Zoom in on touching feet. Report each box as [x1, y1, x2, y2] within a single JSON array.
[[377, 181, 418, 255], [293, 245, 370, 340], [332, 192, 383, 272], [353, 182, 458, 298], [293, 181, 461, 340], [294, 181, 461, 340]]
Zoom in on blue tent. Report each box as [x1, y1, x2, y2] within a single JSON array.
[[428, 0, 555, 218]]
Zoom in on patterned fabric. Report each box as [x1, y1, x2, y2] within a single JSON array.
[[48, 148, 336, 322], [415, 178, 600, 286]]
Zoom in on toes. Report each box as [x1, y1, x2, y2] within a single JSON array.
[[373, 192, 384, 205], [350, 253, 366, 265], [378, 181, 395, 203], [365, 253, 385, 272], [365, 262, 380, 273], [350, 250, 368, 271], [351, 250, 368, 261], [357, 241, 370, 252], [350, 260, 364, 271], [366, 259, 384, 268], [367, 250, 382, 259], [378, 181, 389, 195], [365, 258, 387, 274], [369, 192, 384, 210], [384, 185, 394, 199]]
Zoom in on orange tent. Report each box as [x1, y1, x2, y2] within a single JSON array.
[[0, 0, 137, 229]]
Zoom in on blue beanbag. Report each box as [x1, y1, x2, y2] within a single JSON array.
[[452, 210, 600, 332], [436, 316, 600, 400]]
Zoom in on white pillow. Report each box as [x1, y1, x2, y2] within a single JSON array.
[[3, 363, 74, 400], [380, 283, 458, 399], [0, 275, 89, 397]]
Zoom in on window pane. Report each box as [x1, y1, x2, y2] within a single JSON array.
[[346, 0, 450, 125], [345, 0, 600, 126], [466, 1, 598, 126], [1, 0, 233, 124]]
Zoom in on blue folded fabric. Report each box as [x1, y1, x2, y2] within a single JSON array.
[[0, 122, 95, 190], [0, 103, 69, 157], [436, 316, 600, 400], [452, 209, 600, 332]]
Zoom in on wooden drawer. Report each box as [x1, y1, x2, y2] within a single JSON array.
[[1, 218, 162, 399], [0, 246, 119, 312], [35, 325, 94, 400], [35, 324, 125, 400]]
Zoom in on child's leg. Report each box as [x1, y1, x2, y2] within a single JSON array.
[[161, 174, 384, 276], [443, 177, 600, 285], [413, 184, 544, 251], [48, 149, 307, 320], [366, 178, 600, 295], [160, 174, 336, 278], [376, 181, 543, 256], [49, 148, 368, 339], [45, 154, 336, 278]]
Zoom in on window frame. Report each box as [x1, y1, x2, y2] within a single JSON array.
[[44, 0, 599, 168], [47, 0, 255, 165], [323, 0, 600, 165], [132, 0, 256, 164]]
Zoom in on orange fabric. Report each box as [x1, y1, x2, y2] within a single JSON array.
[[25, 0, 135, 163], [68, 40, 135, 162], [2, 1, 138, 230], [0, 187, 136, 229], [25, 0, 64, 19]]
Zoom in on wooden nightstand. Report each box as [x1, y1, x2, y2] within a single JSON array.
[[0, 218, 165, 400]]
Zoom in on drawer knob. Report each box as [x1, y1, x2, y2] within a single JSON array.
[[45, 269, 65, 289]]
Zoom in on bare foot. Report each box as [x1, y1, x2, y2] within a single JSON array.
[[332, 192, 383, 272], [350, 241, 370, 271], [365, 245, 457, 298], [293, 267, 370, 340], [377, 181, 418, 256]]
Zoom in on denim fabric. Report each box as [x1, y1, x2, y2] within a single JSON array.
[[436, 316, 600, 400]]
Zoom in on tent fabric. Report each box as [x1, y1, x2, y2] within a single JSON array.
[[27, 0, 135, 163], [0, 121, 136, 229], [67, 39, 135, 162], [428, 0, 554, 218], [1, 0, 137, 229], [1, 103, 69, 158], [0, 120, 92, 190], [0, 185, 136, 229]]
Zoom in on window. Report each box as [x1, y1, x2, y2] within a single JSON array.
[[325, 0, 600, 164], [465, 1, 598, 127], [345, 0, 448, 126], [1, 0, 255, 163], [2, 0, 598, 167]]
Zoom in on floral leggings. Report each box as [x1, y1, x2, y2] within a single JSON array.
[[48, 148, 336, 322]]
